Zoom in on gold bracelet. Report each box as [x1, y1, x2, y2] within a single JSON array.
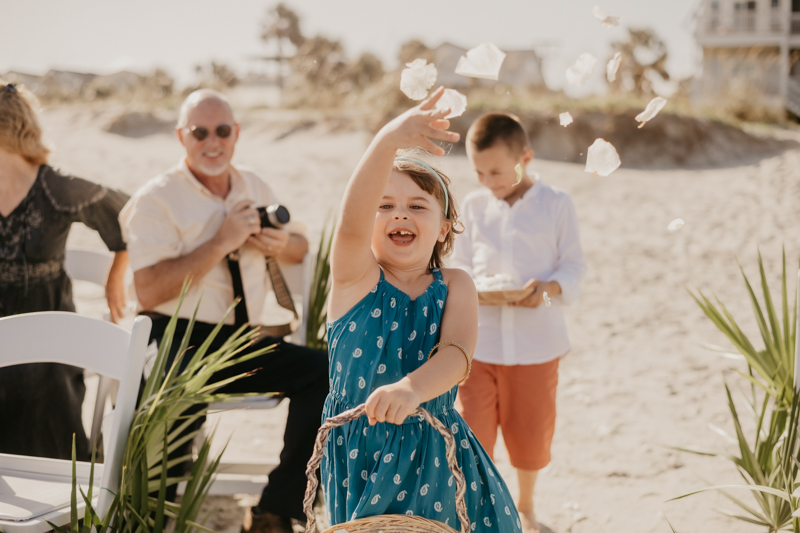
[[428, 341, 472, 384]]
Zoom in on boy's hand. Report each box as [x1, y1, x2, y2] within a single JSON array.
[[377, 87, 460, 156], [364, 378, 421, 425], [510, 279, 562, 308]]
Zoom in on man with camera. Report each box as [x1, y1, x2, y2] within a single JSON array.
[[120, 89, 328, 533]]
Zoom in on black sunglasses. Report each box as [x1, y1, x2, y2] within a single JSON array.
[[2, 83, 17, 94], [184, 124, 233, 141]]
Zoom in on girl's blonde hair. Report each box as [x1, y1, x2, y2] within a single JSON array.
[[0, 82, 50, 165], [392, 151, 462, 269]]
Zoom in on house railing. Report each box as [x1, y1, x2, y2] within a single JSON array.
[[699, 8, 789, 35]]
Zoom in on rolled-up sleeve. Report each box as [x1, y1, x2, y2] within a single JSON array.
[[549, 195, 586, 305], [119, 194, 182, 272]]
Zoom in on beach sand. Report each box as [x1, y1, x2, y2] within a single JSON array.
[[55, 102, 800, 533]]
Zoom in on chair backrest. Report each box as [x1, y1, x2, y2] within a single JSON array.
[[64, 248, 115, 287], [0, 312, 152, 518], [65, 248, 123, 453]]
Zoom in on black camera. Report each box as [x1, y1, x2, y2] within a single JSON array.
[[257, 204, 291, 229]]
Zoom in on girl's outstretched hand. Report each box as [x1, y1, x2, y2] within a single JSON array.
[[364, 377, 421, 425], [377, 87, 460, 156]]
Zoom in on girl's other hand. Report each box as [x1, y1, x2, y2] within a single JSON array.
[[377, 87, 461, 156], [364, 378, 421, 425]]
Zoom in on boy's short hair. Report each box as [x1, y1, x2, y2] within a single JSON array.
[[466, 112, 530, 154]]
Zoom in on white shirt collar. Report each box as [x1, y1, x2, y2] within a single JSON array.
[[176, 159, 245, 200], [491, 172, 542, 210]]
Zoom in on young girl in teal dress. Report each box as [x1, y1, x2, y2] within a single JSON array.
[[321, 87, 522, 532]]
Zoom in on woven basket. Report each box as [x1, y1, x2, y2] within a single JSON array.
[[303, 404, 470, 533]]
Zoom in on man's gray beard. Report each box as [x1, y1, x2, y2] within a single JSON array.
[[196, 160, 230, 177]]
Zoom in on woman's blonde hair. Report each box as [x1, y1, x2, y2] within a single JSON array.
[[392, 151, 462, 270], [0, 81, 50, 165]]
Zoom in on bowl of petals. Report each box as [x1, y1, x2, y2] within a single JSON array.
[[474, 274, 533, 306]]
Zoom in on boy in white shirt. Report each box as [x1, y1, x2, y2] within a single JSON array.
[[452, 113, 586, 533]]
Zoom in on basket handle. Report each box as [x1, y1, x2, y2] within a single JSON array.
[[303, 403, 471, 533]]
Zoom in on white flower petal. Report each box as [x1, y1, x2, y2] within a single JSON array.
[[593, 5, 620, 26], [455, 43, 507, 80], [435, 88, 467, 119], [400, 59, 438, 100], [584, 138, 621, 177], [566, 53, 597, 87], [668, 218, 685, 231], [635, 97, 668, 128], [559, 112, 573, 127], [606, 52, 622, 82], [543, 292, 551, 307]]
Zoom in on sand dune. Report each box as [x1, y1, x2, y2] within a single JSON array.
[[56, 102, 800, 533]]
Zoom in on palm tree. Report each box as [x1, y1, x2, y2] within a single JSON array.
[[260, 4, 305, 90]]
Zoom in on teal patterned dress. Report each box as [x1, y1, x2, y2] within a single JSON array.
[[321, 268, 522, 531]]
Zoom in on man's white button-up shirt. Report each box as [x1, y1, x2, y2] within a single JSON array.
[[450, 177, 586, 365], [120, 160, 300, 326]]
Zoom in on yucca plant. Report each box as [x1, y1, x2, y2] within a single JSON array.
[[673, 249, 800, 532], [49, 282, 274, 533], [306, 217, 336, 351]]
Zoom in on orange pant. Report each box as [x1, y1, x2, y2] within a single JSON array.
[[456, 358, 560, 471]]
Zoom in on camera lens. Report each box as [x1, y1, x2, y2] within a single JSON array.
[[257, 204, 291, 229]]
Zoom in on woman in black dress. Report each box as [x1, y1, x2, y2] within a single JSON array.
[[0, 82, 130, 460]]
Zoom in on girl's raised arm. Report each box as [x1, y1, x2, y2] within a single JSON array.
[[330, 88, 459, 288]]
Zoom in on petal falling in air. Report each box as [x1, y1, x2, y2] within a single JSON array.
[[566, 53, 598, 87], [606, 52, 622, 82], [435, 88, 468, 119], [584, 138, 621, 177], [455, 43, 507, 81], [668, 218, 685, 231], [635, 97, 668, 128], [400, 59, 438, 100], [593, 6, 620, 26]]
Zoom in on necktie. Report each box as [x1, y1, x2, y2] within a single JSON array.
[[227, 252, 250, 327]]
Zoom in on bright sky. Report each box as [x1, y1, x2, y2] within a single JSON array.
[[0, 0, 700, 96]]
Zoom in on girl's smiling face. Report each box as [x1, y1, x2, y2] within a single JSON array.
[[372, 171, 451, 271]]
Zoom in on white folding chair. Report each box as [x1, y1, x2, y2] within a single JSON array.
[[0, 312, 151, 533], [64, 248, 134, 452]]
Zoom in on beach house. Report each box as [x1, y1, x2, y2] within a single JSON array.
[[694, 0, 800, 116]]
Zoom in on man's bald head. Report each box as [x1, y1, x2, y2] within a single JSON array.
[[177, 89, 235, 128], [176, 89, 240, 180]]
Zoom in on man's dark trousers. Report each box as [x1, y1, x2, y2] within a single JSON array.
[[148, 317, 329, 521]]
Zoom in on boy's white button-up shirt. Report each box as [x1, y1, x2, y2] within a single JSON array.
[[450, 177, 586, 365]]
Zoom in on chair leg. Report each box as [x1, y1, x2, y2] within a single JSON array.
[[89, 376, 118, 458]]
